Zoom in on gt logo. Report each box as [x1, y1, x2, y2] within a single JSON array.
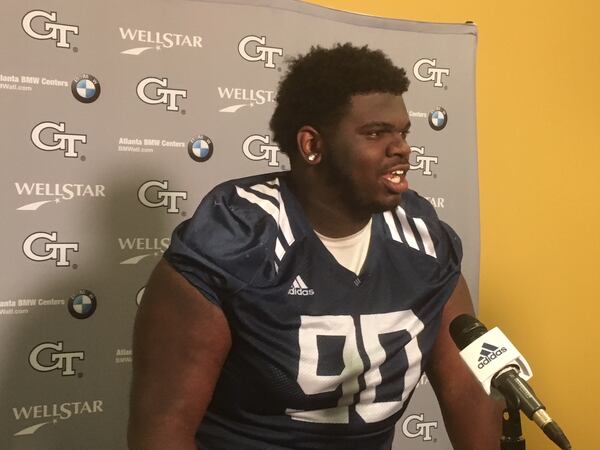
[[29, 342, 84, 376], [289, 311, 424, 424], [22, 232, 79, 267], [238, 36, 283, 69], [242, 135, 280, 167], [22, 10, 79, 49], [138, 180, 187, 214], [410, 146, 438, 176], [136, 77, 187, 112], [402, 413, 438, 441], [413, 58, 450, 87], [31, 122, 87, 158]]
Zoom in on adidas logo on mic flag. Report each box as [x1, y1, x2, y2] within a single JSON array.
[[477, 342, 508, 369], [458, 327, 532, 394]]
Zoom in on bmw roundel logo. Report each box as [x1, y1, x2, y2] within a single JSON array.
[[428, 107, 447, 131], [71, 74, 101, 103], [68, 289, 97, 319], [188, 135, 213, 162]]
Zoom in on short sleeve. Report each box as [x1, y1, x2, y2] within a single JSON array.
[[163, 183, 276, 308], [439, 219, 463, 271]]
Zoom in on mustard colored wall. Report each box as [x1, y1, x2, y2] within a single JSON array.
[[307, 1, 599, 448]]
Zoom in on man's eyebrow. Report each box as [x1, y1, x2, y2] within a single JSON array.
[[357, 121, 411, 131], [357, 121, 394, 131]]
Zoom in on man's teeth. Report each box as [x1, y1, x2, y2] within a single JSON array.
[[388, 170, 404, 183]]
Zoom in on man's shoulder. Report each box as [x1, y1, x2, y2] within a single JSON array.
[[165, 172, 292, 293], [201, 171, 296, 229], [209, 171, 284, 196], [375, 189, 460, 263], [186, 171, 289, 231], [398, 189, 438, 220]]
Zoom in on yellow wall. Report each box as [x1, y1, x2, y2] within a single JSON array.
[[306, 1, 599, 448]]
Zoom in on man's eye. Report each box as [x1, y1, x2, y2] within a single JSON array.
[[366, 130, 383, 138], [401, 130, 410, 139]]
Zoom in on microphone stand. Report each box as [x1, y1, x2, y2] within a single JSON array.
[[500, 393, 526, 450]]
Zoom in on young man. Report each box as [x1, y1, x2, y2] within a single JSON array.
[[128, 44, 503, 450]]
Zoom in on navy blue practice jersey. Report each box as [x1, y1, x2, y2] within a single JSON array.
[[164, 172, 462, 450]]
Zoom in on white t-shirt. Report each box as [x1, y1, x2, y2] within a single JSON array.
[[314, 219, 372, 275]]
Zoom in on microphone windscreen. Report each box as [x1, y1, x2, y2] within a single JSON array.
[[449, 314, 488, 350]]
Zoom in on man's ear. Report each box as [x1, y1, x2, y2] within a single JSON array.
[[296, 126, 322, 164]]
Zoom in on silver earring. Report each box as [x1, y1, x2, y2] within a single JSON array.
[[307, 154, 316, 161]]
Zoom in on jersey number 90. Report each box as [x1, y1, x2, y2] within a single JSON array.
[[286, 310, 424, 424]]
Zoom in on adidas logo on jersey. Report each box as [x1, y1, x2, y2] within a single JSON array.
[[477, 342, 508, 369], [288, 275, 314, 296]]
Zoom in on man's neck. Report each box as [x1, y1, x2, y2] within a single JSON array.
[[285, 172, 372, 238]]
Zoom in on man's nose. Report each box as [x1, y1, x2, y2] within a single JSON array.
[[386, 134, 410, 158]]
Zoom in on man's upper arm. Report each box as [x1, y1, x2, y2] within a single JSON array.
[[128, 258, 231, 450], [426, 274, 503, 450]]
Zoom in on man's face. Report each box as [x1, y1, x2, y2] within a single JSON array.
[[320, 93, 411, 213]]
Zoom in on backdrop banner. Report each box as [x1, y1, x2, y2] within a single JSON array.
[[0, 1, 479, 448]]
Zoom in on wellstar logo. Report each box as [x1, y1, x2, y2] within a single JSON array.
[[217, 86, 275, 113], [13, 400, 103, 436], [119, 27, 202, 55], [14, 182, 106, 211], [118, 237, 170, 265]]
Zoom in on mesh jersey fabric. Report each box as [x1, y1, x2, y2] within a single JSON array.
[[163, 172, 463, 450]]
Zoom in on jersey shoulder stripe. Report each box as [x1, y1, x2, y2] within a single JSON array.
[[234, 177, 295, 266], [383, 205, 437, 259]]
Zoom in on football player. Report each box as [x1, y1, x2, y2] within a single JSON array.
[[128, 43, 503, 450]]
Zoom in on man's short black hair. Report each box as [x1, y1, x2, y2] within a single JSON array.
[[269, 43, 410, 156]]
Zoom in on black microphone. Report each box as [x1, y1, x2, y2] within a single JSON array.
[[449, 314, 571, 450]]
